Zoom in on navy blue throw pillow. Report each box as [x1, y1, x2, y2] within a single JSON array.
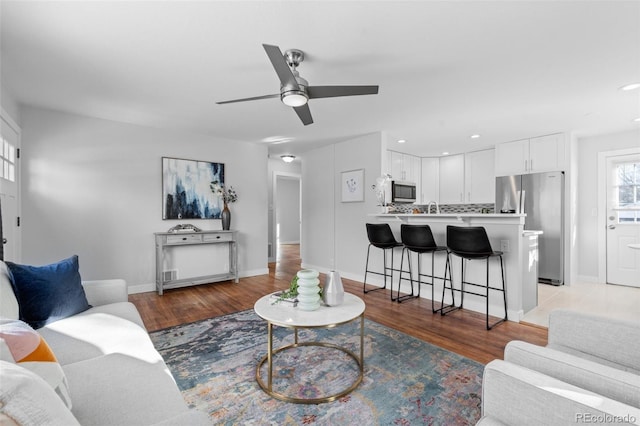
[[6, 255, 91, 329]]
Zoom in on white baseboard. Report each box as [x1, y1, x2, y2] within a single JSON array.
[[575, 275, 601, 284], [241, 268, 269, 277], [126, 268, 270, 294], [128, 283, 154, 294]]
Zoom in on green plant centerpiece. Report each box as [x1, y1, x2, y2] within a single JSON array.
[[272, 274, 322, 305]]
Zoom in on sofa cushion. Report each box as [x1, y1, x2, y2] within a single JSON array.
[[0, 319, 72, 409], [482, 360, 640, 426], [6, 255, 90, 329], [505, 340, 640, 409], [63, 353, 199, 426], [0, 262, 19, 319], [0, 360, 80, 426], [37, 302, 163, 366], [548, 309, 640, 375]]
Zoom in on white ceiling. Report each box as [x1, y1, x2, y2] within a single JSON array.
[[1, 1, 639, 158]]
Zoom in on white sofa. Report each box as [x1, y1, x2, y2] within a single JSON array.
[[478, 309, 640, 425], [0, 263, 210, 426]]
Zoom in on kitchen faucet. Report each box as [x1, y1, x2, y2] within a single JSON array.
[[426, 200, 440, 214]]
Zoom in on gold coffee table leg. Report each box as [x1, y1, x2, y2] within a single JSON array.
[[255, 314, 364, 404]]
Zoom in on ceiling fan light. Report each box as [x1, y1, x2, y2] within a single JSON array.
[[620, 83, 640, 91], [281, 155, 296, 163], [281, 91, 308, 107]]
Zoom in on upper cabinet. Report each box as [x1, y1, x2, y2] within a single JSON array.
[[438, 154, 465, 204], [438, 150, 495, 205], [495, 133, 566, 176], [464, 149, 495, 203], [388, 150, 420, 183], [420, 157, 439, 204]]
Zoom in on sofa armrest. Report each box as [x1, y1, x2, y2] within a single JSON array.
[[505, 341, 640, 408], [548, 309, 640, 374], [81, 279, 128, 306], [481, 360, 640, 426]]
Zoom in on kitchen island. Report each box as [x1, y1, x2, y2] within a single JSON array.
[[369, 213, 539, 322]]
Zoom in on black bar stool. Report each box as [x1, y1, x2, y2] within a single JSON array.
[[440, 225, 508, 330], [363, 223, 403, 300], [396, 224, 448, 311]]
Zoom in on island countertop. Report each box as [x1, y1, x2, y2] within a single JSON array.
[[369, 212, 526, 225], [370, 212, 525, 218]]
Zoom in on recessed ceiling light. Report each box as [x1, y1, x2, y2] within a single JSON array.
[[262, 136, 293, 144], [634, 117, 640, 122], [620, 83, 640, 91], [397, 139, 406, 144], [442, 152, 449, 156], [470, 134, 481, 139]]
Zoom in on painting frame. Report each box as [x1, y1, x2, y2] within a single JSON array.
[[162, 157, 225, 220], [341, 169, 365, 203]]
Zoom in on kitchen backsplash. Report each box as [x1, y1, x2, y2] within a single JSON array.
[[390, 203, 495, 214]]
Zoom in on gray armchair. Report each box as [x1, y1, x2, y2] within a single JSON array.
[[478, 309, 640, 425]]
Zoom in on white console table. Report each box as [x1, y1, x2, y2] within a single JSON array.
[[154, 230, 238, 295]]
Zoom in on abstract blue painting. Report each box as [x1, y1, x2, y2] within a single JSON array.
[[162, 157, 225, 219]]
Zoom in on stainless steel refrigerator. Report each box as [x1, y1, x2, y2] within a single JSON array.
[[496, 172, 565, 285]]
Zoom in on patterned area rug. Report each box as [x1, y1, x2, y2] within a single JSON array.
[[150, 309, 483, 425]]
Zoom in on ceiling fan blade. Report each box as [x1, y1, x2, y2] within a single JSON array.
[[262, 44, 299, 90], [293, 104, 313, 126], [307, 85, 379, 99], [216, 94, 280, 105]]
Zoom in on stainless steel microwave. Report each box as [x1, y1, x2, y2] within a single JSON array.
[[391, 181, 417, 203]]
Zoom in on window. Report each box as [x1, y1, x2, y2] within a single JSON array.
[[615, 161, 640, 223], [0, 137, 16, 182]]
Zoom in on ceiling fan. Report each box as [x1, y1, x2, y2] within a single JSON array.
[[216, 44, 379, 126]]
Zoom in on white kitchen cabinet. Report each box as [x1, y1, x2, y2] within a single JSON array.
[[529, 133, 566, 172], [420, 157, 439, 204], [495, 133, 566, 176], [438, 154, 465, 204], [464, 149, 495, 203], [388, 150, 420, 182]]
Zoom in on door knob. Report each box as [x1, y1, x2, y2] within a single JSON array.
[[608, 225, 616, 229], [2, 238, 6, 244]]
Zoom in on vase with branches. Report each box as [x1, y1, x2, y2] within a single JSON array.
[[210, 182, 238, 230]]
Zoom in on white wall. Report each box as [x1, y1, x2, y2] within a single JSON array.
[[20, 106, 268, 291], [576, 129, 640, 280], [302, 132, 384, 280], [0, 83, 21, 126], [276, 177, 300, 244]]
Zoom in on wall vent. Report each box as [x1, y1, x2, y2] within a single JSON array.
[[163, 269, 178, 282]]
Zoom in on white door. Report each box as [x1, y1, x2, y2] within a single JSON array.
[[0, 113, 20, 262], [606, 154, 640, 287]]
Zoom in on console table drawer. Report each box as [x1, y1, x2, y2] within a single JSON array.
[[203, 233, 233, 242], [166, 234, 202, 244]]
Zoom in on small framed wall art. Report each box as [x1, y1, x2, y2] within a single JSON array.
[[341, 169, 365, 203], [162, 157, 225, 219]]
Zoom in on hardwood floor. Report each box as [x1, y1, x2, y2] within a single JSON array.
[[130, 243, 547, 364]]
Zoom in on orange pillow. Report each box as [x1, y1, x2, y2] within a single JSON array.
[[0, 319, 72, 409]]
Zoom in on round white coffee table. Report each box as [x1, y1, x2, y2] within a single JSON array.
[[253, 292, 365, 404]]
